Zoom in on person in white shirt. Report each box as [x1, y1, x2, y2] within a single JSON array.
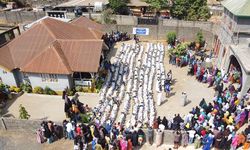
[[188, 130, 196, 144], [66, 121, 74, 140]]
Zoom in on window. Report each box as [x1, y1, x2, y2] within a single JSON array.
[[41, 74, 58, 82], [23, 73, 29, 79]]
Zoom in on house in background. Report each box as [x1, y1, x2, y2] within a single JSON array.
[[0, 25, 20, 47], [0, 17, 107, 91], [213, 0, 250, 98]]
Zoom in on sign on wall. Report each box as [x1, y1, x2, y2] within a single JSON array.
[[75, 80, 91, 87], [133, 27, 149, 35]]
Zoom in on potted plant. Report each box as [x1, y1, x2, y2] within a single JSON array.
[[167, 31, 177, 46], [195, 30, 204, 50]]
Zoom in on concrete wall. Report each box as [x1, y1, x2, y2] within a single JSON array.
[[0, 11, 46, 24], [0, 118, 61, 132], [27, 73, 70, 91], [24, 0, 68, 7], [104, 24, 215, 49], [0, 11, 217, 47], [0, 68, 17, 86]]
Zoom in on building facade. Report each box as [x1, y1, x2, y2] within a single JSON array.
[[214, 0, 250, 98], [0, 17, 106, 91]]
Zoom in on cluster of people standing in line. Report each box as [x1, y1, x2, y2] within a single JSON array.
[[165, 49, 250, 149], [63, 119, 146, 150], [36, 121, 64, 144], [102, 31, 130, 49], [63, 92, 91, 123]]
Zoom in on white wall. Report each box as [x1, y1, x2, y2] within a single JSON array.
[[238, 65, 250, 99], [0, 67, 17, 86], [27, 73, 70, 91]]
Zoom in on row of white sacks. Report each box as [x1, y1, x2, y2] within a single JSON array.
[[96, 42, 166, 127]]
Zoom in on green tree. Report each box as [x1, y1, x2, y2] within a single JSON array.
[[108, 0, 129, 14], [170, 0, 188, 20], [196, 30, 204, 45], [102, 8, 116, 24], [145, 0, 169, 11], [171, 0, 211, 21], [166, 31, 176, 46], [19, 104, 30, 120]]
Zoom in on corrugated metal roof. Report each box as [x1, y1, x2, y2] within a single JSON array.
[[57, 0, 109, 7], [0, 17, 104, 74], [127, 0, 149, 7], [222, 0, 250, 16], [56, 0, 149, 7]]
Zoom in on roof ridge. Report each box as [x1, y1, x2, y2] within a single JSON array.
[[51, 41, 72, 73], [89, 28, 99, 39], [7, 23, 44, 68], [41, 19, 57, 40], [57, 39, 104, 42], [20, 39, 57, 71]]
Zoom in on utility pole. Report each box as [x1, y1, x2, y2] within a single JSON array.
[[88, 3, 91, 19]]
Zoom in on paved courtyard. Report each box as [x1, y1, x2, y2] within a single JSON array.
[[1, 41, 215, 149], [3, 41, 214, 122], [3, 93, 99, 121]]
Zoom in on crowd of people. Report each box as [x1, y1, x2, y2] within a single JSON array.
[[165, 46, 250, 149], [102, 31, 130, 49], [36, 40, 250, 150], [36, 121, 64, 144], [63, 92, 92, 123], [62, 120, 147, 150]]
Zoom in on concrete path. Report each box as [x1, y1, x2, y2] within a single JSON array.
[[3, 93, 99, 121]]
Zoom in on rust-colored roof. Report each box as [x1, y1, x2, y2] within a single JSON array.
[[0, 45, 15, 71], [22, 41, 72, 74], [70, 16, 104, 31], [59, 40, 103, 73], [0, 18, 104, 74], [42, 18, 99, 39]]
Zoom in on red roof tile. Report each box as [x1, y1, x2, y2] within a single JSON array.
[[0, 17, 104, 74]]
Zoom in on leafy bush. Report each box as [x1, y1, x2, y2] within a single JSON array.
[[79, 113, 92, 123], [55, 91, 63, 95], [102, 8, 116, 24], [96, 79, 104, 91], [44, 86, 57, 95], [8, 86, 21, 93], [82, 87, 89, 93], [19, 104, 30, 120], [20, 83, 32, 93], [14, 87, 21, 93], [169, 43, 187, 57], [66, 88, 75, 96], [167, 31, 177, 46], [0, 83, 6, 91], [75, 86, 83, 92], [196, 30, 204, 45], [33, 86, 44, 94], [9, 86, 17, 92]]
